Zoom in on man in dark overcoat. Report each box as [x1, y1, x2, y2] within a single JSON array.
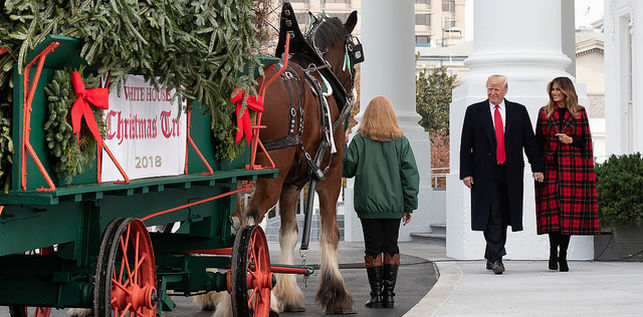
[[459, 74, 544, 274]]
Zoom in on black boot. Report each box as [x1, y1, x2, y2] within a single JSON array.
[[559, 235, 570, 272], [548, 232, 560, 270], [382, 253, 400, 309], [365, 255, 384, 308]]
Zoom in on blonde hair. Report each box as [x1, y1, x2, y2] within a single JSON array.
[[486, 74, 508, 90], [358, 96, 403, 142], [545, 77, 580, 119]]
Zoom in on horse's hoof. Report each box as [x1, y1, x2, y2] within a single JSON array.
[[283, 305, 306, 312], [325, 307, 357, 314], [201, 305, 215, 311]]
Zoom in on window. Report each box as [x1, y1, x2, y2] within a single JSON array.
[[295, 13, 309, 25], [442, 0, 455, 12], [415, 0, 430, 4], [327, 12, 349, 21], [287, 0, 308, 3], [415, 14, 431, 26], [415, 35, 430, 47], [323, 0, 351, 3]]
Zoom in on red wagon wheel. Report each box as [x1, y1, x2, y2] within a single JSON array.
[[230, 225, 274, 317], [94, 218, 158, 317]]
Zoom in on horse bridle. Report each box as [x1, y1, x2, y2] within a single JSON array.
[[305, 14, 364, 105]]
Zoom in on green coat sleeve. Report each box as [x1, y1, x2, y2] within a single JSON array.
[[400, 137, 420, 213], [342, 135, 360, 178]]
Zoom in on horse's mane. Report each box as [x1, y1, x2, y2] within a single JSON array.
[[310, 17, 346, 52]]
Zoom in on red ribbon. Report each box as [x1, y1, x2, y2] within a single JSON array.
[[71, 72, 109, 145], [230, 87, 263, 145]]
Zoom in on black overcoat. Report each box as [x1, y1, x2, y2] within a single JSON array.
[[459, 99, 544, 231]]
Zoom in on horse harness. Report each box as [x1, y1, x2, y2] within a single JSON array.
[[261, 62, 345, 181], [263, 7, 364, 181]]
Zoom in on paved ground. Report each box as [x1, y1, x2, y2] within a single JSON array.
[[268, 242, 438, 317], [0, 242, 438, 317], [420, 260, 643, 317], [4, 239, 643, 317]]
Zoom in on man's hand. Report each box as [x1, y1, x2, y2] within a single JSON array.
[[533, 172, 544, 182], [463, 176, 474, 189], [402, 212, 412, 226]]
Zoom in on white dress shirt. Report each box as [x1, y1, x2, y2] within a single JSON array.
[[489, 100, 506, 132]]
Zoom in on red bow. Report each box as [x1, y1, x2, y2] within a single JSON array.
[[230, 87, 263, 145], [71, 72, 109, 145]]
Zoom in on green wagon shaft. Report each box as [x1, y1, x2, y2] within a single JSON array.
[[0, 35, 307, 316]]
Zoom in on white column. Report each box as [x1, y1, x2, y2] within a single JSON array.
[[447, 0, 593, 260], [344, 0, 432, 242], [605, 1, 643, 155]]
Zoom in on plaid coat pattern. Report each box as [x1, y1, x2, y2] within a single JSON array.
[[535, 105, 599, 235]]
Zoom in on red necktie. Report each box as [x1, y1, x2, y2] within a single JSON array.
[[494, 105, 505, 164]]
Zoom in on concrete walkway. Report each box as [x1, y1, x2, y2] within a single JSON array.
[[3, 240, 643, 317], [404, 243, 643, 317]]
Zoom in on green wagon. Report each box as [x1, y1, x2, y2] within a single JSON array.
[[0, 36, 309, 317]]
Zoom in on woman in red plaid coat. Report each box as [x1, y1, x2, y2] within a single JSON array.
[[535, 77, 599, 272]]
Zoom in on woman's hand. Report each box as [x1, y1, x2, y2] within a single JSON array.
[[402, 212, 412, 226], [555, 133, 573, 144]]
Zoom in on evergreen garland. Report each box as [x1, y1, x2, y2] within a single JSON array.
[[0, 0, 264, 190], [0, 88, 12, 193], [43, 67, 105, 185]]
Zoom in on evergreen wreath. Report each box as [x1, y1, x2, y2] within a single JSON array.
[[1, 0, 265, 181], [43, 67, 105, 185]]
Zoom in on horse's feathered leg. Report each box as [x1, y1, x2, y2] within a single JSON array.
[[271, 185, 306, 312], [315, 173, 355, 314], [212, 174, 287, 317]]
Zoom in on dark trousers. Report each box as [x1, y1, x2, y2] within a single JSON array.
[[360, 218, 401, 259], [484, 164, 509, 262]]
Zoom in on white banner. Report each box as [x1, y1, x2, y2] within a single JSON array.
[[101, 75, 187, 182]]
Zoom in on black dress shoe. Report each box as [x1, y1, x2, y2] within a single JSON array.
[[548, 255, 558, 270], [488, 259, 504, 274], [559, 258, 569, 272]]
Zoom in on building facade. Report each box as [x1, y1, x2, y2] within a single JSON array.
[[604, 0, 643, 155], [285, 0, 467, 47]]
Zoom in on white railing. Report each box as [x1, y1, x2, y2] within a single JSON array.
[[431, 167, 449, 189]]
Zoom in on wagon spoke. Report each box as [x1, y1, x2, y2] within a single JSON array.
[[253, 291, 260, 313], [119, 255, 126, 284], [111, 279, 130, 294], [134, 231, 140, 284], [122, 303, 131, 316], [256, 289, 270, 315], [120, 236, 134, 286], [248, 288, 256, 306], [132, 254, 148, 285]]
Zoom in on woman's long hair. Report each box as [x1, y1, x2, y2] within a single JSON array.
[[358, 96, 403, 142], [545, 77, 580, 118]]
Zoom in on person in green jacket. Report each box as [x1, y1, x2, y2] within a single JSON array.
[[343, 96, 420, 309]]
